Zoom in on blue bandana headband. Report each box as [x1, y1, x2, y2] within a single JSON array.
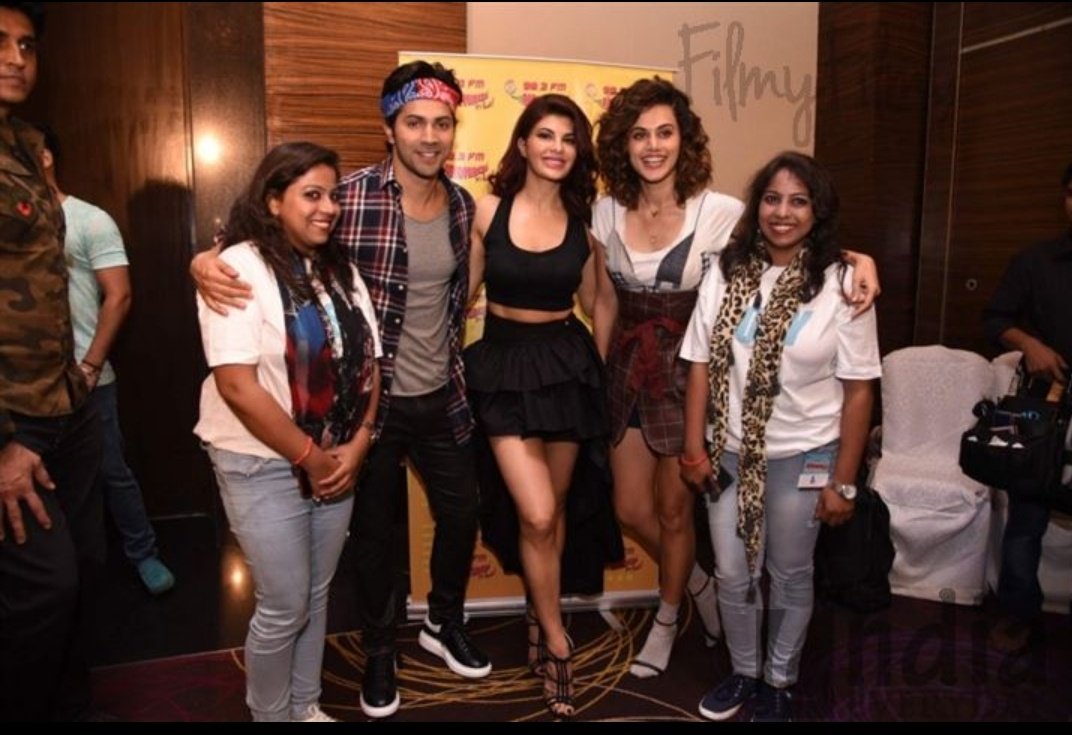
[[380, 78, 462, 119]]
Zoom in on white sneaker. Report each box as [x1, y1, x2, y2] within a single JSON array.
[[293, 704, 338, 722]]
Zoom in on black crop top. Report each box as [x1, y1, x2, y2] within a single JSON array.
[[483, 197, 590, 311]]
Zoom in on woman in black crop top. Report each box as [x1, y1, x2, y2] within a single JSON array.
[[464, 94, 618, 719]]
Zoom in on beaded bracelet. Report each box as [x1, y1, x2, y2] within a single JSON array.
[[678, 454, 708, 467]]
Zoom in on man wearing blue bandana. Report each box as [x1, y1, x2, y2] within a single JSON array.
[[192, 60, 491, 719]]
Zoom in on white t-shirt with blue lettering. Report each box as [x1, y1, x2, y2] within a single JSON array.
[[680, 260, 881, 458]]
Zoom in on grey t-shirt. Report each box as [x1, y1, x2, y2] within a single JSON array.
[[392, 211, 455, 396]]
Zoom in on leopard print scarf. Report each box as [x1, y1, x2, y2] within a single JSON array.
[[706, 243, 806, 585]]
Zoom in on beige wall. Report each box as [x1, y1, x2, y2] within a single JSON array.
[[468, 2, 817, 199]]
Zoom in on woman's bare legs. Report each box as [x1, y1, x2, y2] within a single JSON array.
[[491, 436, 578, 715], [612, 428, 718, 675]]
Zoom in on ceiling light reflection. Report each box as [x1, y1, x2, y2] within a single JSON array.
[[197, 134, 223, 165]]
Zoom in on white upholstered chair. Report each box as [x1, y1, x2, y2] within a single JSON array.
[[871, 345, 994, 605]]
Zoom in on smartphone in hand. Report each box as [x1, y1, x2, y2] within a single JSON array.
[[702, 466, 735, 498]]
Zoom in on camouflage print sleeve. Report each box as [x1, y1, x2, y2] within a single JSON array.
[[0, 119, 86, 419]]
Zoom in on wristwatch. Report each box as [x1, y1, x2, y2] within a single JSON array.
[[832, 482, 857, 501]]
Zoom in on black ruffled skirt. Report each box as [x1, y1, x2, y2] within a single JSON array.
[[465, 313, 623, 595], [464, 313, 607, 440]]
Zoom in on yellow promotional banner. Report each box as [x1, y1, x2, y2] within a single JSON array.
[[400, 53, 671, 619]]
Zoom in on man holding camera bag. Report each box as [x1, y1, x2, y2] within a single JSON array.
[[982, 161, 1072, 651]]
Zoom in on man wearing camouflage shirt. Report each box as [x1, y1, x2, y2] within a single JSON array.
[[0, 2, 103, 722]]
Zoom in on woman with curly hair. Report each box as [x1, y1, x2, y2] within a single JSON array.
[[593, 78, 879, 679], [465, 93, 617, 718], [681, 152, 879, 721]]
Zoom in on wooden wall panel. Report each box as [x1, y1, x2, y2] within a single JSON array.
[[916, 3, 1072, 355], [264, 2, 466, 172], [29, 3, 188, 239], [26, 3, 212, 517], [943, 21, 1072, 353], [915, 3, 962, 345], [815, 3, 932, 356], [961, 2, 1070, 48], [186, 3, 267, 250]]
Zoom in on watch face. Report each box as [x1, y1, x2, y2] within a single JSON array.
[[839, 484, 857, 500]]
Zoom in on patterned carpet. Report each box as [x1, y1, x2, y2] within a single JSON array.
[[93, 595, 1072, 721]]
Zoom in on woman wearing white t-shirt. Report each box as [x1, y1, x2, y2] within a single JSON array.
[[681, 152, 880, 722], [195, 142, 381, 722], [593, 78, 880, 679]]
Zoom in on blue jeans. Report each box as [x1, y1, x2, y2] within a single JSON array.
[[706, 446, 827, 688], [208, 446, 353, 722], [89, 382, 157, 564], [998, 493, 1050, 621]]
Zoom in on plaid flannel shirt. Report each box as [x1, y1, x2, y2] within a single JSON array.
[[334, 158, 475, 444]]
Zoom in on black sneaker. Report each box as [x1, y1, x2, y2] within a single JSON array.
[[698, 673, 759, 721], [418, 618, 492, 678], [752, 681, 793, 722], [359, 652, 400, 719]]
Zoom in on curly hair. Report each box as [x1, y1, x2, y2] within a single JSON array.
[[488, 94, 597, 225], [223, 142, 351, 298], [596, 77, 711, 209], [721, 151, 843, 304]]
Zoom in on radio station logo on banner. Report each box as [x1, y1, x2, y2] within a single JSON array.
[[504, 78, 568, 107], [445, 150, 488, 185], [459, 76, 494, 110], [585, 82, 626, 112]]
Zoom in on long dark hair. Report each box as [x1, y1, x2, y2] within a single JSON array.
[[488, 94, 597, 225], [596, 77, 711, 208], [223, 141, 350, 297], [721, 151, 843, 303]]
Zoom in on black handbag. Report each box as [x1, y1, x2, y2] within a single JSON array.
[[958, 362, 1072, 512], [814, 484, 894, 613]]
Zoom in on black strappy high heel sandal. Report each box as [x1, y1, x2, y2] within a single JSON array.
[[542, 638, 575, 719], [525, 607, 546, 677]]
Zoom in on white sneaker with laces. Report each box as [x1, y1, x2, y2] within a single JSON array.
[[293, 704, 338, 722]]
